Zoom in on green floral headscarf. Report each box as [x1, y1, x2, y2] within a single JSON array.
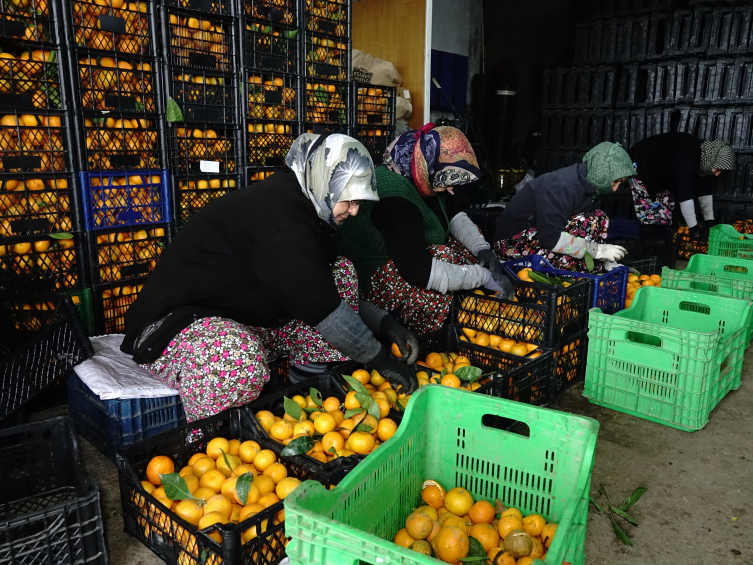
[[583, 142, 637, 196]]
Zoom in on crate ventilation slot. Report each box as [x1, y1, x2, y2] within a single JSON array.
[[608, 359, 679, 384], [723, 265, 748, 273], [679, 301, 710, 315]]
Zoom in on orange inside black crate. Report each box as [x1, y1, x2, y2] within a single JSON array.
[[167, 13, 233, 73], [0, 175, 76, 237], [90, 225, 168, 284], [82, 116, 161, 171], [0, 114, 69, 174], [76, 54, 157, 113], [71, 0, 153, 56], [170, 126, 238, 175]]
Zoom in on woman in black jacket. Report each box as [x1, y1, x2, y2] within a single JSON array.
[[121, 133, 418, 422], [494, 142, 636, 272], [628, 133, 736, 238]]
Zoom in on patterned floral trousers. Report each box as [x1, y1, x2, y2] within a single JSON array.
[[365, 237, 476, 335], [494, 210, 610, 272], [142, 258, 358, 422]]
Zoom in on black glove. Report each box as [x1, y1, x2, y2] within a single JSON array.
[[477, 249, 515, 299], [380, 315, 420, 364], [366, 346, 418, 395]]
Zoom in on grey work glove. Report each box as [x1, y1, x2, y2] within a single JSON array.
[[449, 212, 490, 255], [601, 261, 623, 272], [380, 315, 420, 364], [366, 346, 419, 395], [585, 241, 627, 262], [477, 249, 515, 299]]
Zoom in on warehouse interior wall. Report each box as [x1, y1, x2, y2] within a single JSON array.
[[484, 0, 590, 145]]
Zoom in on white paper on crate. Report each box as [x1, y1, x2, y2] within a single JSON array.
[[73, 334, 179, 400]]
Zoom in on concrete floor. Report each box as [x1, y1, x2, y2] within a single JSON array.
[[30, 348, 753, 565]]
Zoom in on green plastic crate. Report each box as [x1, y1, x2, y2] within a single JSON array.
[[708, 224, 753, 259], [584, 286, 752, 431], [284, 385, 599, 565]]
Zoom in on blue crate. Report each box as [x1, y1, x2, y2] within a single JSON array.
[[67, 372, 185, 462], [504, 254, 629, 314], [79, 170, 172, 231]]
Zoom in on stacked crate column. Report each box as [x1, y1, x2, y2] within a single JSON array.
[[352, 84, 396, 165], [161, 5, 242, 224], [0, 0, 86, 296]]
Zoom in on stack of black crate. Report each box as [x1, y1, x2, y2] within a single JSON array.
[[161, 0, 243, 228]]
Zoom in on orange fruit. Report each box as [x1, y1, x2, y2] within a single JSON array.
[[258, 492, 280, 508], [322, 396, 341, 412], [262, 462, 288, 484], [174, 499, 204, 526], [377, 418, 397, 442], [206, 437, 230, 460], [199, 469, 226, 493], [192, 456, 216, 478], [469, 523, 500, 552], [347, 431, 375, 454], [314, 412, 337, 434], [197, 512, 227, 543], [216, 453, 242, 477], [497, 515, 523, 540], [255, 411, 275, 432], [254, 475, 276, 496], [409, 539, 432, 555], [321, 431, 345, 453], [431, 525, 470, 562], [140, 481, 155, 494], [239, 441, 260, 464], [475, 333, 491, 347], [239, 504, 265, 522], [488, 549, 516, 565], [227, 439, 240, 456], [422, 484, 445, 509], [405, 512, 435, 540], [509, 344, 528, 356], [235, 481, 261, 506], [541, 522, 557, 548], [502, 529, 533, 559], [179, 466, 194, 478], [183, 474, 199, 494], [468, 500, 496, 524], [275, 477, 302, 499], [425, 352, 444, 369], [344, 390, 361, 410], [188, 453, 208, 466], [146, 455, 174, 486], [394, 528, 415, 548], [351, 369, 371, 384], [521, 514, 545, 537], [204, 494, 232, 520], [252, 450, 276, 472], [441, 374, 461, 388], [192, 487, 216, 503], [516, 558, 535, 565], [501, 508, 523, 520], [444, 487, 474, 516], [529, 536, 545, 559], [270, 420, 294, 441], [391, 342, 402, 357], [440, 514, 470, 533]]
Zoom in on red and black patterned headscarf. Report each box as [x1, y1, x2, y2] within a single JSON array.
[[383, 124, 482, 196]]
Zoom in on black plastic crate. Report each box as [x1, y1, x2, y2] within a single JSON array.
[[573, 66, 616, 108], [0, 173, 81, 238], [534, 150, 581, 176], [0, 46, 67, 113], [304, 78, 349, 130], [646, 12, 672, 60], [304, 33, 349, 80], [245, 71, 299, 123], [451, 278, 591, 349], [87, 223, 170, 285], [695, 58, 735, 105], [574, 19, 618, 65], [168, 124, 241, 176], [709, 6, 752, 55], [167, 71, 239, 124], [0, 300, 93, 421], [76, 113, 165, 171], [242, 21, 300, 74], [714, 153, 753, 202], [352, 84, 395, 162], [65, 0, 156, 56], [164, 0, 234, 17], [303, 0, 349, 38], [243, 0, 297, 26], [0, 0, 63, 45], [0, 111, 75, 176], [174, 174, 239, 227], [615, 63, 639, 107], [418, 325, 558, 406], [92, 277, 146, 334], [162, 9, 237, 74], [615, 15, 649, 62], [0, 417, 106, 562], [116, 407, 352, 565], [246, 122, 299, 168], [608, 236, 675, 269], [688, 6, 714, 55], [0, 233, 84, 295], [621, 254, 658, 274]]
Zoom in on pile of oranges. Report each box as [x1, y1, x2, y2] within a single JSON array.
[[100, 281, 144, 332], [0, 113, 66, 173], [92, 226, 165, 283], [1, 3, 51, 42], [173, 127, 236, 174], [248, 75, 297, 121], [177, 178, 237, 220], [255, 369, 402, 460], [625, 272, 661, 308], [249, 171, 275, 182], [414, 350, 488, 391], [458, 328, 542, 358], [167, 14, 230, 71], [83, 116, 160, 170], [135, 437, 306, 562], [245, 0, 296, 25], [0, 49, 60, 110], [78, 56, 155, 112], [305, 0, 348, 36], [393, 480, 558, 565], [72, 0, 151, 55], [457, 290, 547, 344], [305, 82, 346, 125], [0, 237, 77, 289], [0, 177, 73, 237], [675, 226, 709, 259], [305, 37, 348, 80]]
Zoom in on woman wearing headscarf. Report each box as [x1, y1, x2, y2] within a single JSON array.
[[493, 142, 637, 272], [339, 125, 514, 335], [120, 133, 419, 422], [628, 133, 736, 238]]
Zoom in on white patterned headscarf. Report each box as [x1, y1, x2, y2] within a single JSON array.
[[285, 133, 378, 225], [699, 140, 736, 177]]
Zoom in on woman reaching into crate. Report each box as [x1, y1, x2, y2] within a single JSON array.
[[338, 124, 514, 335], [493, 142, 636, 273], [120, 133, 419, 422], [628, 133, 736, 240]]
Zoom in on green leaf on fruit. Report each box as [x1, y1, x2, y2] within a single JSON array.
[[354, 423, 373, 433], [367, 398, 381, 420], [310, 387, 323, 407], [454, 365, 483, 382], [160, 473, 193, 501], [235, 472, 255, 505], [49, 232, 73, 239], [342, 375, 369, 395], [343, 408, 365, 418], [280, 436, 316, 457], [458, 537, 487, 564], [283, 396, 302, 421], [354, 392, 372, 408], [166, 97, 184, 122], [219, 449, 235, 476]]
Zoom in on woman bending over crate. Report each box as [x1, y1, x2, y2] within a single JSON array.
[[337, 125, 515, 335], [121, 133, 419, 422], [628, 133, 736, 240], [493, 142, 636, 273]]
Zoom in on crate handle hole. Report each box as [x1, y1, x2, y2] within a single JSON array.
[[481, 414, 530, 437], [626, 331, 662, 348], [679, 301, 711, 315], [724, 265, 748, 273]]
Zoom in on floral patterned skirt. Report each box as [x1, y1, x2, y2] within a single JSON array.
[[365, 237, 476, 335], [630, 178, 674, 225], [141, 258, 358, 422], [494, 210, 610, 272]]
